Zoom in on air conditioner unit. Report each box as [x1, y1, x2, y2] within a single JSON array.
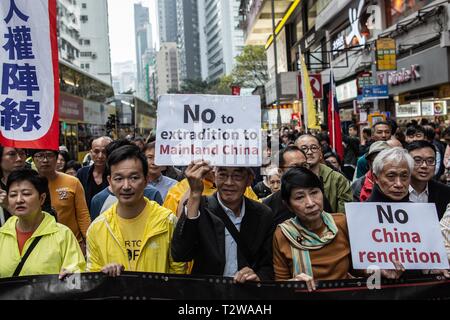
[[92, 53, 97, 59]]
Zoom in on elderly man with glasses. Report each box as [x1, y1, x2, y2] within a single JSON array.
[[30, 149, 91, 253], [171, 161, 275, 282], [295, 134, 353, 213], [406, 140, 450, 220]]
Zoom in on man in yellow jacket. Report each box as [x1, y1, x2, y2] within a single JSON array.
[[86, 144, 186, 275]]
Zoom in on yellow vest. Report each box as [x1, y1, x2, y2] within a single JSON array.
[[86, 198, 186, 274], [0, 212, 86, 278]]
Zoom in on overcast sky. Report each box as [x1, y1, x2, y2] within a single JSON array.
[[108, 0, 158, 72]]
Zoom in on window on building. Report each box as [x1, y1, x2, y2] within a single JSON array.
[[80, 15, 88, 23], [85, 63, 90, 69], [84, 39, 90, 45], [82, 3, 86, 9]]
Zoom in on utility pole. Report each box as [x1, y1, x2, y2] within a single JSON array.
[[371, 41, 379, 113], [271, 0, 281, 129]]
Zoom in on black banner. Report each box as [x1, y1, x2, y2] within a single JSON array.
[[0, 272, 449, 300]]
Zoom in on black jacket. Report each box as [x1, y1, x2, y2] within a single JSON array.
[[76, 165, 109, 208], [428, 179, 450, 220], [366, 184, 410, 203], [171, 193, 275, 280], [252, 181, 272, 199]]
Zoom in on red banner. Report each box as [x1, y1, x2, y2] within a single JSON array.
[[0, 0, 59, 150]]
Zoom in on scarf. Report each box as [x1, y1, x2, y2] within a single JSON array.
[[360, 170, 374, 202], [279, 212, 338, 277]]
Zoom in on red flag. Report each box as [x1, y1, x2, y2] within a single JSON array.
[[328, 71, 344, 161]]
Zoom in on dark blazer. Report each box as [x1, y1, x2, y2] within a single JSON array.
[[171, 193, 275, 280], [76, 165, 108, 208], [428, 179, 450, 220]]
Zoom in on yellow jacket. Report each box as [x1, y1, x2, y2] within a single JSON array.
[[163, 178, 259, 214], [86, 198, 186, 274], [0, 212, 86, 278]]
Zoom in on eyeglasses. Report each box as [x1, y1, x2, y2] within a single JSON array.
[[216, 172, 247, 182], [34, 152, 57, 161], [4, 150, 26, 159], [280, 163, 310, 170], [299, 145, 321, 153], [413, 157, 436, 167], [407, 133, 424, 139]]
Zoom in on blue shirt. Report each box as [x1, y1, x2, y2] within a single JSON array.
[[217, 194, 246, 277], [148, 174, 177, 201], [89, 186, 163, 221]]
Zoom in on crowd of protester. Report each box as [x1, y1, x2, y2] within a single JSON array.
[[1, 121, 450, 291]]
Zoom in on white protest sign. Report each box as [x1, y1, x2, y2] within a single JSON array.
[[155, 94, 262, 166], [345, 202, 449, 270]]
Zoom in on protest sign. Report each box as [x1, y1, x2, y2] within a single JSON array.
[[345, 202, 449, 270], [0, 0, 59, 150], [155, 94, 262, 166]]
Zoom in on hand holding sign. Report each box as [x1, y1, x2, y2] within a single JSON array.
[[185, 160, 212, 195]]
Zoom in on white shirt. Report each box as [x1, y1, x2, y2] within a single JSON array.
[[185, 195, 246, 277], [409, 184, 429, 203], [216, 194, 246, 277], [440, 204, 450, 261]]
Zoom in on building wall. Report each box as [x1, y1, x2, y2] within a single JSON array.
[[201, 0, 244, 82], [112, 61, 136, 94], [78, 0, 112, 85], [158, 0, 178, 43], [177, 0, 202, 82], [156, 43, 180, 95], [57, 0, 81, 67], [134, 3, 150, 82]]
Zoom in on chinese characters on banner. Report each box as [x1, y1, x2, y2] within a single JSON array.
[[0, 0, 59, 149]]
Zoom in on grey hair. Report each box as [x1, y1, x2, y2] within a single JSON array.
[[372, 147, 414, 176], [264, 166, 280, 183]]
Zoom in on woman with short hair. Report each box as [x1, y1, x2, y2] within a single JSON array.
[[0, 169, 85, 278], [273, 167, 405, 291]]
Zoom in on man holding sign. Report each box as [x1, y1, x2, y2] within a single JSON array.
[[171, 161, 274, 282], [347, 147, 450, 276]]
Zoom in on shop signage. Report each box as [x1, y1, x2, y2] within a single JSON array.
[[378, 65, 421, 86], [339, 109, 353, 122], [357, 72, 375, 93], [231, 86, 241, 96], [59, 92, 83, 121], [346, 0, 366, 46], [362, 85, 389, 100], [376, 38, 397, 71], [395, 102, 421, 118], [332, 35, 345, 57], [331, 0, 382, 57], [297, 74, 323, 99], [336, 79, 358, 103]]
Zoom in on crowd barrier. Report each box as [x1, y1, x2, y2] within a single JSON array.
[[0, 272, 449, 300]]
